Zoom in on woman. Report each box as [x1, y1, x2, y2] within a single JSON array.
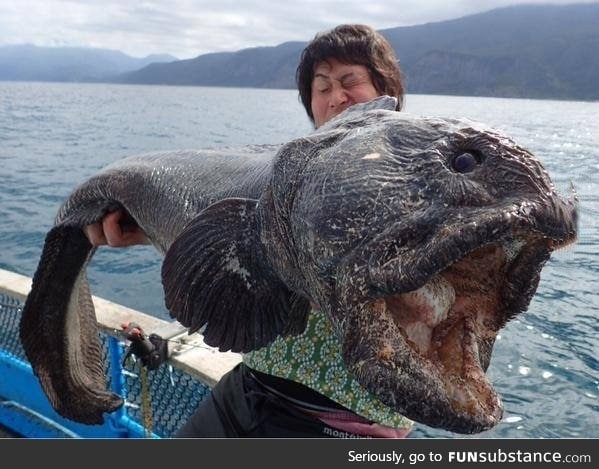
[[85, 24, 412, 438]]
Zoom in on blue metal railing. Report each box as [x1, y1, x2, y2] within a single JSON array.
[[0, 291, 211, 438]]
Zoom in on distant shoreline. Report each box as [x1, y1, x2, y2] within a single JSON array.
[[1, 79, 596, 104]]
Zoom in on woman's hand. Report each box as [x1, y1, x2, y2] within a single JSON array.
[[83, 210, 150, 247]]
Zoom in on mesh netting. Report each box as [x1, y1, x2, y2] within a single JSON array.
[[122, 357, 211, 437], [0, 292, 211, 438], [0, 293, 25, 360]]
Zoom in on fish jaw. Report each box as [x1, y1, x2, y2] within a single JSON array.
[[341, 310, 503, 434], [336, 242, 514, 433], [323, 186, 577, 433], [331, 214, 574, 432]]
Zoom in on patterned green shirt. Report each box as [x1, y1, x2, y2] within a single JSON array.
[[243, 309, 413, 429]]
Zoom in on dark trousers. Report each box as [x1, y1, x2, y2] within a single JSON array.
[[174, 363, 370, 438]]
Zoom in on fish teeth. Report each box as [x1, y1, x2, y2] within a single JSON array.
[[408, 275, 456, 328]]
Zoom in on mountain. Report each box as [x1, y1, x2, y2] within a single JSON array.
[[117, 3, 599, 101], [1, 4, 597, 100], [0, 44, 177, 82], [383, 3, 599, 100], [117, 41, 305, 88]]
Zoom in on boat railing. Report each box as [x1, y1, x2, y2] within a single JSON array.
[[0, 267, 241, 438]]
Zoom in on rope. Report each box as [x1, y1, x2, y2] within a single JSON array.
[[111, 325, 221, 354], [139, 364, 153, 438]]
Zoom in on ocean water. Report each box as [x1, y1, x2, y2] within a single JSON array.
[[0, 82, 597, 438]]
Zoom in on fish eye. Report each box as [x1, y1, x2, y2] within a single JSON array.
[[451, 151, 481, 173]]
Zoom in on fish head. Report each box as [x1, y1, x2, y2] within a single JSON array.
[[259, 106, 578, 433]]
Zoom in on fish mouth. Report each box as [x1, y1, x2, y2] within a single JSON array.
[[336, 201, 576, 433], [341, 239, 548, 433], [380, 243, 520, 431]]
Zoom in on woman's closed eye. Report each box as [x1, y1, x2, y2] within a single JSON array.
[[340, 74, 369, 89], [313, 77, 332, 94]]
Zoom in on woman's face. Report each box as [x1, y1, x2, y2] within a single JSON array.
[[310, 58, 380, 128]]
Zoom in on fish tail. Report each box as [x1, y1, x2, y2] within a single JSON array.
[[19, 225, 123, 424]]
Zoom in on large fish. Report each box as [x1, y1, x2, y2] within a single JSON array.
[[20, 97, 577, 433]]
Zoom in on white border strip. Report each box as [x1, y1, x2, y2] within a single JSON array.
[[0, 268, 240, 387]]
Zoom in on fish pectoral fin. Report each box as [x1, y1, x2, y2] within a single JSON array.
[[20, 225, 123, 424], [162, 197, 310, 353]]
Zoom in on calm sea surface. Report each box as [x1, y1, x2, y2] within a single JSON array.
[[0, 82, 597, 438]]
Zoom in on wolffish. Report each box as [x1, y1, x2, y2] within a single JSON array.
[[20, 97, 577, 433]]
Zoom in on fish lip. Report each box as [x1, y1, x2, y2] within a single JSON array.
[[362, 199, 576, 300]]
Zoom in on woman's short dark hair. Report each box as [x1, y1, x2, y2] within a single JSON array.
[[296, 24, 405, 122]]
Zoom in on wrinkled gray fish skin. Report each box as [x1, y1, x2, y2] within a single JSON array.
[[56, 147, 277, 253], [21, 96, 577, 433], [250, 97, 576, 433], [19, 146, 279, 424]]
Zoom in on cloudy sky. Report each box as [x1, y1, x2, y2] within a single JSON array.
[[1, 0, 596, 59]]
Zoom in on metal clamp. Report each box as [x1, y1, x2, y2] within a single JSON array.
[[121, 322, 168, 370]]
